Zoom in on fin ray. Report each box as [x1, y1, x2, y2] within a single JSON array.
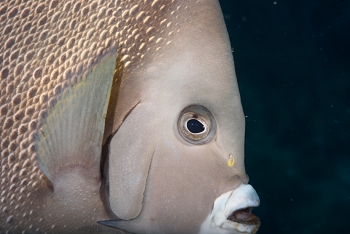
[[36, 47, 117, 183]]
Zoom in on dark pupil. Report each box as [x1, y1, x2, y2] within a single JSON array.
[[187, 119, 205, 133]]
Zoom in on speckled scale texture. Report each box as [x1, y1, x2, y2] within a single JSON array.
[[0, 0, 186, 232]]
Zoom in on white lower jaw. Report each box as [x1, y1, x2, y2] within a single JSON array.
[[199, 184, 260, 234]]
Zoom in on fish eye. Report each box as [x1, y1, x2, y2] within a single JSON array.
[[177, 105, 216, 145], [186, 119, 205, 133]]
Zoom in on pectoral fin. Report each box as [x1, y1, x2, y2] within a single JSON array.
[[35, 47, 117, 185]]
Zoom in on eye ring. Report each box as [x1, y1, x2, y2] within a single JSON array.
[[177, 105, 216, 145]]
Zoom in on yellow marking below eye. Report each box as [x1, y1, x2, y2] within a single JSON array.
[[227, 154, 235, 167]]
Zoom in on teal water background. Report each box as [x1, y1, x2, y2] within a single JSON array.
[[219, 1, 350, 233]]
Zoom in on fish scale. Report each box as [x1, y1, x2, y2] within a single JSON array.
[[0, 0, 183, 232]]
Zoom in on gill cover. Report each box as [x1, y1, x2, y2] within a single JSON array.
[[108, 103, 155, 220]]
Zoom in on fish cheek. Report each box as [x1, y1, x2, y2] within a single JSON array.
[[128, 142, 230, 234], [107, 146, 211, 234]]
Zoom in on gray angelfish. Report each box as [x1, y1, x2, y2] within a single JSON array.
[[0, 0, 260, 233]]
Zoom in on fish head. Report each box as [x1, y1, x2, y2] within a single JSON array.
[[103, 1, 260, 233]]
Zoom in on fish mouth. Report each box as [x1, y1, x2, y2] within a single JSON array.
[[227, 207, 260, 225], [199, 184, 260, 234], [226, 206, 261, 233]]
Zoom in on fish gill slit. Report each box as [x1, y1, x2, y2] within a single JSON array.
[[99, 132, 118, 219], [100, 100, 140, 174], [99, 101, 141, 217], [141, 149, 156, 207]]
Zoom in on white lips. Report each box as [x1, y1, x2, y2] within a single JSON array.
[[199, 184, 260, 234]]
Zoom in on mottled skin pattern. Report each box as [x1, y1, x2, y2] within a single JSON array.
[[0, 0, 188, 233]]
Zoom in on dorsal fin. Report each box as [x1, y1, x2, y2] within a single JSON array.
[[35, 47, 117, 184]]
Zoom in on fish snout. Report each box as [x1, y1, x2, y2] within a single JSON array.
[[199, 184, 260, 234]]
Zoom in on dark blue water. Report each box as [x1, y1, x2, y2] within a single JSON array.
[[219, 1, 350, 233]]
